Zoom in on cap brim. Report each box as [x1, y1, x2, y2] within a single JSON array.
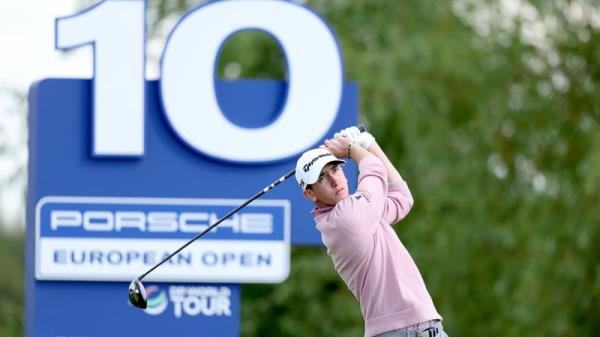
[[303, 158, 345, 187]]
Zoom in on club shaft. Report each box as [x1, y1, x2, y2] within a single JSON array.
[[138, 169, 296, 281]]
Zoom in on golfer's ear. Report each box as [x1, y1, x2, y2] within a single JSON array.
[[303, 189, 316, 202]]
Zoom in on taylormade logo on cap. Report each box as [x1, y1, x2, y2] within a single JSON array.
[[303, 153, 334, 172], [295, 148, 345, 190]]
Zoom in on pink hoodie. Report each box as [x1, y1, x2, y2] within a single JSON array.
[[312, 155, 442, 337]]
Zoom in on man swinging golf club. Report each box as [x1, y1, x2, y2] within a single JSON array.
[[295, 127, 448, 337]]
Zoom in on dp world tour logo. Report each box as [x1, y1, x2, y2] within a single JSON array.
[[144, 285, 168, 315], [142, 285, 233, 318]]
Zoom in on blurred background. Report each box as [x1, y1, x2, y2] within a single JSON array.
[[1, 0, 599, 336]]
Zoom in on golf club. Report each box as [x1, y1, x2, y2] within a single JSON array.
[[129, 124, 368, 309]]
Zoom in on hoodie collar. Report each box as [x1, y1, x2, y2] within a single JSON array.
[[311, 205, 334, 218]]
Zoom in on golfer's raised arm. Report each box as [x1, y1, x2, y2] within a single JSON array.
[[365, 141, 402, 184]]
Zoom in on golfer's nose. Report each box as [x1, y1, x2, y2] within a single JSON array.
[[328, 174, 339, 187]]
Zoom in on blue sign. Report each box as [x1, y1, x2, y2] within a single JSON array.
[[26, 78, 357, 336]]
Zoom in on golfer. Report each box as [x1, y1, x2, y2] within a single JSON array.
[[295, 127, 447, 337]]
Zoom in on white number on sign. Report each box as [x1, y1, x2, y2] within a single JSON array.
[[56, 0, 343, 162], [56, 0, 145, 156]]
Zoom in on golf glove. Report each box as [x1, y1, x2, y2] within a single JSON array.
[[334, 126, 375, 149], [356, 131, 375, 149]]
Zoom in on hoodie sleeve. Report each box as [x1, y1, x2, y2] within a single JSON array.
[[355, 155, 389, 214], [331, 155, 389, 235], [381, 180, 414, 226]]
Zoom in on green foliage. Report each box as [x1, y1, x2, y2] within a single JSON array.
[[216, 32, 286, 79], [242, 247, 364, 337], [0, 232, 24, 337]]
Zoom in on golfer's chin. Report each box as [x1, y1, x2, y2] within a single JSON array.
[[318, 188, 349, 207]]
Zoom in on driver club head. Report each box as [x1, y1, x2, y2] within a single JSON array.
[[128, 278, 147, 309]]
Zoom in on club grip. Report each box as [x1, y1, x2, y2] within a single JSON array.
[[357, 124, 368, 133]]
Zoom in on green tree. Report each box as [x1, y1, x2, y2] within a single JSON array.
[[0, 231, 24, 337]]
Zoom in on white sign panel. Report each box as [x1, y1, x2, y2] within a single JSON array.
[[35, 196, 290, 283]]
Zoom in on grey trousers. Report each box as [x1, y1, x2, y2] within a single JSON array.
[[374, 321, 448, 337]]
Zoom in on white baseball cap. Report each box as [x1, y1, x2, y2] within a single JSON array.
[[295, 148, 346, 190]]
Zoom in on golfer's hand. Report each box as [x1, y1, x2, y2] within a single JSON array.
[[334, 126, 360, 140], [324, 136, 352, 158], [334, 126, 375, 150], [356, 132, 375, 149]]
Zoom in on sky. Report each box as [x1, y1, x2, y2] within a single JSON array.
[[0, 1, 94, 91], [0, 0, 92, 229]]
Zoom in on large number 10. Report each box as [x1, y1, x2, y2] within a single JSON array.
[[56, 0, 343, 163]]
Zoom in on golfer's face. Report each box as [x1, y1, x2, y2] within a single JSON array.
[[311, 163, 348, 206]]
